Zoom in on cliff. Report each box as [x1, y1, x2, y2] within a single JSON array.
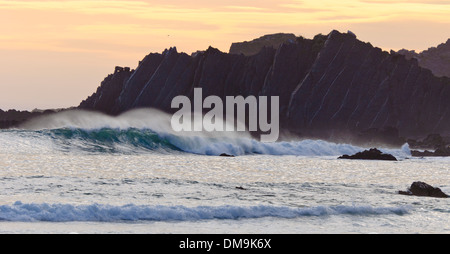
[[77, 30, 450, 144], [397, 39, 450, 78], [78, 66, 134, 112], [229, 33, 297, 56]]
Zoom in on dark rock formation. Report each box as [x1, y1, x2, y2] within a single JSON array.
[[408, 134, 450, 156], [399, 181, 449, 198], [79, 66, 134, 113], [354, 127, 406, 147], [78, 30, 450, 143], [408, 133, 447, 149], [338, 148, 397, 161], [411, 146, 450, 157], [229, 33, 297, 56], [398, 39, 450, 78], [219, 153, 235, 157]]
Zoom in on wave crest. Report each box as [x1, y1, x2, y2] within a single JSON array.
[[2, 109, 411, 157], [0, 202, 410, 222]]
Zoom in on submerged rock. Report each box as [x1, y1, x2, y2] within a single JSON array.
[[338, 148, 397, 161], [219, 153, 235, 157], [399, 181, 449, 198]]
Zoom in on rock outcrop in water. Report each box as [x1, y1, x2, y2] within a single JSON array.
[[408, 134, 450, 157], [75, 30, 450, 143], [338, 148, 397, 161], [411, 146, 450, 157], [399, 181, 449, 198], [219, 153, 235, 157]]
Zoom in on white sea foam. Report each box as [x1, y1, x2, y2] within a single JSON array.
[[0, 202, 410, 222], [0, 128, 412, 157], [167, 136, 411, 157], [0, 109, 412, 157]]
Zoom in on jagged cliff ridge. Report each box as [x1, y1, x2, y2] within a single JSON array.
[[397, 39, 450, 78], [79, 30, 450, 144], [79, 66, 134, 113], [229, 33, 297, 56]]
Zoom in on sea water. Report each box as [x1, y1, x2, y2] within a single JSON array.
[[0, 110, 448, 234]]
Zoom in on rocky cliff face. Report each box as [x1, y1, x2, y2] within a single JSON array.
[[229, 33, 297, 56], [397, 39, 450, 78], [79, 30, 450, 143], [79, 66, 134, 113]]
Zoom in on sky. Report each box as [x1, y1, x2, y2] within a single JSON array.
[[1, 0, 450, 110]]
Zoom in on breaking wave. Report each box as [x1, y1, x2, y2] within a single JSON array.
[[0, 109, 411, 157], [0, 202, 411, 222]]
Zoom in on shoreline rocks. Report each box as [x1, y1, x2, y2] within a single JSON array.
[[399, 182, 449, 198], [219, 153, 235, 157], [338, 148, 397, 161], [408, 134, 450, 157], [411, 146, 450, 157]]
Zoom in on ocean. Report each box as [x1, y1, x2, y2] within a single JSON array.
[[0, 109, 448, 234]]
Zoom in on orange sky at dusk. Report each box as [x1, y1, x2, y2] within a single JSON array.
[[1, 0, 450, 110]]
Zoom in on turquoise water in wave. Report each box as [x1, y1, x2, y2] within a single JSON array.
[[0, 110, 448, 233]]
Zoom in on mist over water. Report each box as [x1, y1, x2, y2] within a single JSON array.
[[20, 108, 175, 132]]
